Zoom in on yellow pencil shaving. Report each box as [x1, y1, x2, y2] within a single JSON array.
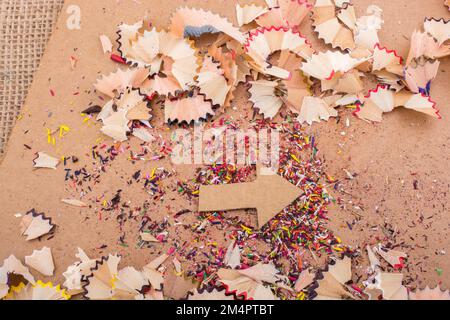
[[241, 225, 253, 234], [110, 275, 117, 290], [59, 125, 70, 138], [8, 282, 26, 294], [7, 281, 71, 300], [46, 128, 52, 144], [46, 128, 57, 145], [291, 154, 300, 163]]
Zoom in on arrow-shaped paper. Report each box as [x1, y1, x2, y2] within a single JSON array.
[[198, 167, 301, 228]]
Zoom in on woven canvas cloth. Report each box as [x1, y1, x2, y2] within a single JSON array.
[[0, 0, 64, 155]]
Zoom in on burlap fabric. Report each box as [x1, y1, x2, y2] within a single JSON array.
[[0, 0, 64, 155]]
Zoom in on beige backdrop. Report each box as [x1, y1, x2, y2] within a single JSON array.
[[0, 0, 449, 293]]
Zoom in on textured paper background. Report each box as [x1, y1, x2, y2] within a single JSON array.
[[0, 0, 64, 156], [0, 0, 449, 291]]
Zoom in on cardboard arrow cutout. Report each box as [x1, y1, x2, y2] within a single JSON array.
[[198, 166, 302, 228]]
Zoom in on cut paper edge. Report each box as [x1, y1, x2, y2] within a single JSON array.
[[313, 257, 355, 300], [217, 263, 282, 300], [295, 269, 315, 292], [145, 254, 169, 271], [221, 279, 277, 300], [396, 91, 441, 119], [323, 69, 364, 94], [207, 45, 239, 110], [409, 285, 450, 300], [83, 254, 121, 300], [94, 68, 149, 98], [279, 0, 313, 28], [141, 75, 183, 97], [99, 35, 113, 54], [169, 7, 246, 43], [116, 25, 201, 89], [406, 30, 450, 65], [165, 95, 215, 124], [236, 4, 269, 27], [354, 5, 384, 50], [20, 209, 55, 241], [353, 85, 393, 122], [265, 0, 278, 8], [249, 80, 284, 119], [354, 85, 440, 122], [4, 281, 70, 300], [244, 26, 314, 63], [277, 50, 311, 113], [373, 272, 408, 300], [116, 21, 143, 59], [404, 60, 440, 94], [123, 28, 201, 89], [373, 245, 407, 269], [256, 7, 288, 28], [61, 199, 88, 207], [63, 248, 98, 295], [301, 51, 365, 80], [114, 266, 152, 300], [312, 0, 355, 51], [297, 96, 338, 125], [197, 56, 231, 107], [223, 241, 241, 269], [424, 17, 450, 46], [163, 272, 199, 300], [0, 255, 36, 299], [25, 247, 55, 277], [337, 3, 357, 31], [372, 43, 403, 72], [99, 89, 151, 142], [33, 152, 59, 170], [366, 245, 381, 272], [188, 287, 235, 300]]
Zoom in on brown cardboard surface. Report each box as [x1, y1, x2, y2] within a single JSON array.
[[0, 0, 449, 293]]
